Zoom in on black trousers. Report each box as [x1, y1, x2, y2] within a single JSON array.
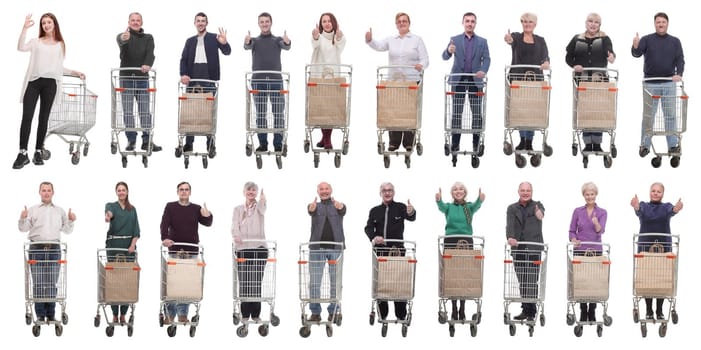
[[20, 78, 57, 150]]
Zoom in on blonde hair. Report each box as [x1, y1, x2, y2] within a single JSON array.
[[520, 12, 537, 23]]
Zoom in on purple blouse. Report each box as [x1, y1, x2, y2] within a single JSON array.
[[568, 205, 607, 251]]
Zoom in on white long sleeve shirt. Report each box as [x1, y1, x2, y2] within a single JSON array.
[[18, 202, 74, 242], [367, 32, 429, 81]]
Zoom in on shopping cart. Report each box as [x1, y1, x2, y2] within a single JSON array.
[[376, 65, 424, 168], [174, 79, 219, 169], [159, 242, 205, 337], [45, 75, 97, 165], [298, 241, 344, 338], [639, 78, 688, 168], [503, 65, 553, 168], [571, 68, 619, 168], [368, 239, 417, 337], [23, 241, 69, 337], [437, 235, 484, 337], [443, 73, 488, 168], [245, 71, 290, 169], [503, 241, 548, 337], [94, 248, 140, 337], [566, 242, 613, 337], [632, 233, 679, 338], [110, 67, 158, 168], [232, 240, 280, 337], [303, 64, 352, 168]]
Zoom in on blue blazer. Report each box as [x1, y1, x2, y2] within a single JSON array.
[[180, 32, 232, 81], [442, 33, 490, 86]]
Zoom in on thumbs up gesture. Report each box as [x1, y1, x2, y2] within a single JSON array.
[[312, 24, 320, 40], [632, 32, 640, 49], [435, 188, 442, 201], [332, 197, 344, 210], [105, 210, 113, 223], [121, 27, 130, 42], [448, 40, 456, 54], [407, 199, 414, 215], [200, 203, 210, 217], [282, 30, 290, 45], [504, 29, 513, 44], [335, 27, 343, 41], [673, 198, 683, 213], [20, 205, 28, 219], [259, 188, 266, 203], [534, 205, 543, 220], [630, 194, 640, 211], [245, 30, 251, 45], [68, 208, 76, 221], [308, 197, 318, 212], [478, 188, 485, 202], [365, 27, 373, 43]]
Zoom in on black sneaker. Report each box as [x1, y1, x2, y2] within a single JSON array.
[[183, 144, 193, 153], [12, 153, 30, 169], [584, 144, 594, 152], [592, 144, 603, 152], [515, 140, 526, 151], [388, 144, 399, 152], [274, 145, 282, 153], [513, 312, 528, 321], [656, 312, 664, 320], [645, 313, 654, 320], [143, 143, 163, 152], [256, 144, 268, 152], [125, 141, 136, 151], [32, 151, 44, 166], [669, 146, 681, 154]]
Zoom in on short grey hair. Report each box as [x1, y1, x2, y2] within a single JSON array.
[[581, 182, 598, 195], [243, 181, 258, 192]]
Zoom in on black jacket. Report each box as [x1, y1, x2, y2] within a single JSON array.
[[364, 200, 416, 247]]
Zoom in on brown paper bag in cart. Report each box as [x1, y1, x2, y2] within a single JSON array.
[[101, 255, 140, 303], [575, 81, 617, 130], [441, 240, 483, 298], [375, 247, 415, 300], [377, 81, 419, 129], [507, 74, 549, 129], [307, 77, 348, 127], [568, 251, 609, 300], [634, 243, 676, 297], [179, 91, 215, 134], [164, 255, 204, 300]]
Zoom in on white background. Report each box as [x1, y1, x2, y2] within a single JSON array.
[[2, 0, 696, 347]]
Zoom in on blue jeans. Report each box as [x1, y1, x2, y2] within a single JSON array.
[[120, 78, 152, 143], [519, 130, 535, 140], [309, 249, 341, 315], [451, 77, 483, 147], [252, 80, 284, 147], [642, 82, 678, 149], [184, 81, 217, 147], [29, 244, 60, 318]]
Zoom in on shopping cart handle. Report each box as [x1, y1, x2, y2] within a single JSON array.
[[267, 258, 277, 262], [532, 260, 542, 265], [504, 259, 513, 264], [340, 83, 350, 88], [298, 260, 308, 265]]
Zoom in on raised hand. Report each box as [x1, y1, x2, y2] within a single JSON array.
[[478, 188, 485, 202], [68, 208, 76, 221], [630, 194, 640, 211], [121, 27, 130, 42], [673, 198, 683, 213], [406, 199, 414, 214], [504, 29, 513, 44], [312, 24, 320, 40], [24, 14, 34, 29], [448, 39, 456, 54], [435, 188, 442, 201], [217, 27, 228, 44], [308, 197, 318, 212], [332, 197, 344, 210], [245, 30, 251, 45], [632, 32, 640, 49], [20, 205, 28, 219], [105, 210, 113, 223], [365, 27, 373, 43], [534, 205, 543, 220], [259, 188, 266, 203], [335, 28, 343, 41], [200, 203, 210, 217], [282, 30, 290, 45]]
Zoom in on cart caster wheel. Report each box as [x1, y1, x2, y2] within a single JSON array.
[[477, 144, 485, 157], [416, 142, 423, 156], [326, 325, 333, 337], [503, 313, 510, 325], [304, 140, 310, 153], [232, 314, 240, 325], [473, 312, 482, 324], [256, 155, 263, 169], [32, 325, 41, 337], [377, 142, 383, 155], [236, 325, 248, 338], [313, 153, 320, 168], [540, 314, 546, 327], [402, 324, 408, 337], [159, 314, 164, 327], [202, 157, 208, 169], [62, 313, 69, 325], [670, 156, 680, 168], [543, 144, 553, 157], [471, 155, 480, 168], [190, 315, 199, 324], [438, 311, 446, 324], [83, 143, 90, 156], [270, 314, 280, 326], [245, 144, 253, 156], [69, 143, 75, 154], [175, 147, 182, 158], [503, 142, 513, 155], [528, 325, 534, 337], [184, 157, 189, 169], [659, 323, 667, 338], [611, 144, 617, 158], [530, 154, 541, 167], [381, 324, 388, 337], [383, 155, 390, 168], [449, 324, 455, 337], [208, 146, 216, 159], [26, 313, 33, 326], [603, 315, 613, 326], [167, 325, 177, 337], [127, 325, 134, 337], [259, 324, 269, 337], [571, 143, 578, 156], [142, 156, 148, 168], [470, 324, 477, 337], [404, 155, 411, 168], [451, 155, 457, 167], [189, 326, 197, 337], [282, 144, 288, 157], [597, 324, 603, 337], [444, 143, 450, 156], [342, 141, 349, 155], [603, 155, 613, 168], [515, 155, 527, 168], [106, 326, 115, 337], [572, 324, 583, 337], [42, 149, 51, 160], [671, 310, 678, 324], [335, 314, 343, 326], [509, 324, 516, 336], [334, 154, 341, 168], [55, 324, 63, 337], [566, 314, 575, 326], [633, 309, 639, 323], [583, 156, 589, 168], [94, 316, 100, 327], [640, 323, 647, 338], [128, 315, 134, 325], [299, 326, 311, 338], [370, 312, 376, 325], [276, 155, 283, 169], [651, 156, 662, 168], [121, 156, 127, 168], [110, 143, 117, 155]]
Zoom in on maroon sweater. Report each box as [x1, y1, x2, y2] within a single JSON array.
[[160, 201, 213, 251]]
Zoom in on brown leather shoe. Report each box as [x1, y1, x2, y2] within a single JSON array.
[[308, 314, 322, 322], [178, 315, 189, 323]]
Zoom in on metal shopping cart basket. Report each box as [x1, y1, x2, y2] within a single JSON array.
[[376, 65, 424, 168], [443, 73, 488, 168], [232, 240, 280, 337], [503, 241, 548, 337], [159, 242, 205, 337], [368, 239, 417, 337], [566, 242, 613, 337], [303, 64, 352, 168], [571, 68, 619, 168], [93, 248, 140, 337], [639, 78, 688, 168], [110, 68, 158, 168], [298, 241, 344, 338], [632, 233, 679, 337], [245, 71, 290, 169], [174, 79, 219, 169], [503, 65, 553, 168], [23, 241, 69, 337], [45, 75, 97, 165], [438, 235, 484, 337]]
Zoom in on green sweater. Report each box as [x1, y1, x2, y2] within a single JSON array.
[[105, 201, 141, 252], [436, 198, 483, 235]]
